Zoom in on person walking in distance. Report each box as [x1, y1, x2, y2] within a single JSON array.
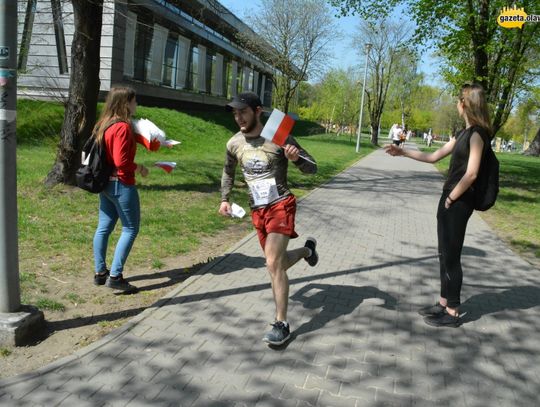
[[219, 92, 319, 345], [92, 86, 149, 292], [384, 83, 493, 327]]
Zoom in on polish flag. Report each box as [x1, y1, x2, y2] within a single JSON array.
[[155, 161, 176, 173], [133, 119, 180, 151], [261, 109, 295, 146]]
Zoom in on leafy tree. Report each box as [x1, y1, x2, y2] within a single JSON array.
[[387, 49, 421, 128], [352, 20, 415, 144], [44, 0, 104, 186], [330, 0, 540, 135], [298, 68, 361, 135], [237, 0, 336, 113]]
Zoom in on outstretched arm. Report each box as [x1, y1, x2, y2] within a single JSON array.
[[384, 138, 456, 163]]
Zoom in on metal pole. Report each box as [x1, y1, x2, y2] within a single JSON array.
[[0, 0, 21, 312], [356, 43, 371, 153]]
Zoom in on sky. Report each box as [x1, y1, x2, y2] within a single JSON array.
[[218, 0, 441, 86]]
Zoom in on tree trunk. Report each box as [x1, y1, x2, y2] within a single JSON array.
[[44, 0, 104, 187], [370, 121, 379, 145], [469, 0, 489, 88], [524, 127, 540, 156]]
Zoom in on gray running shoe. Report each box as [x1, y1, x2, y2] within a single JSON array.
[[424, 310, 460, 328], [304, 237, 318, 267], [418, 302, 445, 317], [262, 321, 291, 346]]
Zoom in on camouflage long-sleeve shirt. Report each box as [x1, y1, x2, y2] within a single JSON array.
[[221, 132, 317, 209]]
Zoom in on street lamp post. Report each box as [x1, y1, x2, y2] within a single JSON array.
[[356, 43, 372, 153], [0, 0, 44, 346]]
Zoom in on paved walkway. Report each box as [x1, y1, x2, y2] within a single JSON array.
[[1, 145, 539, 407]]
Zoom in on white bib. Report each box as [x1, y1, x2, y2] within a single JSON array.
[[248, 178, 279, 206]]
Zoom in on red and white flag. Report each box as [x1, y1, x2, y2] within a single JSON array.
[[261, 109, 295, 146], [133, 118, 180, 151], [260, 109, 316, 165], [155, 161, 176, 173]]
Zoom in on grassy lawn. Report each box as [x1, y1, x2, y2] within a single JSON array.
[[16, 100, 376, 306], [417, 141, 540, 266]]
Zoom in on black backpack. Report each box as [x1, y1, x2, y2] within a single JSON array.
[[75, 137, 113, 193], [470, 127, 499, 211]]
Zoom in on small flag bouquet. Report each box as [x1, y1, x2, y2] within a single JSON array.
[[132, 118, 181, 151]]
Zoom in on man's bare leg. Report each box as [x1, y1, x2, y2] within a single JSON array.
[[264, 233, 310, 321]]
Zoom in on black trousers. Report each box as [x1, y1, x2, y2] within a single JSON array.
[[436, 191, 474, 308]]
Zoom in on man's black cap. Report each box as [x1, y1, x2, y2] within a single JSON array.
[[226, 92, 263, 111]]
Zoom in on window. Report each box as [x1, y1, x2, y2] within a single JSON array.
[[189, 45, 199, 90], [224, 59, 232, 98], [162, 34, 178, 87], [206, 52, 216, 94], [236, 63, 243, 94], [133, 19, 153, 81]]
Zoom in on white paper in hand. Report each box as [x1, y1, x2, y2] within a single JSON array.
[[231, 203, 246, 218]]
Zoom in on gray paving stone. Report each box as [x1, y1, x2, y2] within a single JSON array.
[[316, 390, 359, 407]]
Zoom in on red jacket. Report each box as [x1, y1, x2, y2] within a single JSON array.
[[104, 122, 137, 185]]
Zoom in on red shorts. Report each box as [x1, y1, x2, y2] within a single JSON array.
[[251, 195, 298, 249]]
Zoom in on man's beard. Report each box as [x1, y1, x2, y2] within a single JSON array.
[[241, 117, 257, 134]]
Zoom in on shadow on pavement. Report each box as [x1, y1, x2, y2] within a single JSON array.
[[460, 285, 540, 323], [290, 283, 397, 339]]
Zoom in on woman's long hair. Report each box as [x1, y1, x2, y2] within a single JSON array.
[[459, 83, 493, 139], [92, 86, 136, 144]]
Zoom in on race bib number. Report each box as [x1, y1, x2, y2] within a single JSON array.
[[248, 178, 279, 206]]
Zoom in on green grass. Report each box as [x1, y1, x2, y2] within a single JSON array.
[[15, 100, 375, 304], [34, 298, 66, 311], [418, 142, 540, 263]]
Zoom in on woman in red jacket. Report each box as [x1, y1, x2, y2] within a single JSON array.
[[92, 87, 148, 292]]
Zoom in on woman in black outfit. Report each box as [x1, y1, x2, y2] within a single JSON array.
[[384, 83, 492, 327]]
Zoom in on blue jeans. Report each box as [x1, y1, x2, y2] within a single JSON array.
[[93, 181, 140, 277]]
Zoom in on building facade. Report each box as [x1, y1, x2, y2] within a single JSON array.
[[17, 0, 274, 108]]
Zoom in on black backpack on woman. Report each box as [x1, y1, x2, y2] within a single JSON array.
[[75, 120, 125, 193], [469, 126, 499, 211]]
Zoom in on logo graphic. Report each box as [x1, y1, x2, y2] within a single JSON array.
[[497, 5, 539, 28]]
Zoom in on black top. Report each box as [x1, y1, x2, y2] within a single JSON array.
[[443, 125, 490, 192]]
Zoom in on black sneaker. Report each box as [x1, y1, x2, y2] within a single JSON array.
[[94, 270, 109, 286], [105, 275, 137, 292], [304, 237, 318, 267], [424, 310, 460, 328], [418, 302, 445, 317], [262, 321, 291, 346]]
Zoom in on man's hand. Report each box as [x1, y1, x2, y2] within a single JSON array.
[[283, 144, 300, 161], [219, 201, 232, 216]]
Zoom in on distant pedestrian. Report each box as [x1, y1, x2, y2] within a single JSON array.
[[92, 86, 149, 293], [384, 83, 493, 327], [219, 92, 319, 345], [427, 132, 433, 147], [391, 125, 402, 146]]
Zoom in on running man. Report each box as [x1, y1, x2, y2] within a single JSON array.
[[219, 92, 319, 346]]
